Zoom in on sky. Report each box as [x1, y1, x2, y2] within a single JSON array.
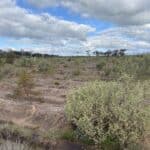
[[0, 0, 150, 55]]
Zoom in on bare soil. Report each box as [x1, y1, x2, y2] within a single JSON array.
[[0, 75, 85, 131]]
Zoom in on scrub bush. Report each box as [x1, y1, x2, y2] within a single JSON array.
[[14, 70, 35, 98], [65, 76, 149, 149], [37, 59, 55, 74], [0, 64, 15, 79], [15, 57, 35, 68], [96, 55, 150, 80]]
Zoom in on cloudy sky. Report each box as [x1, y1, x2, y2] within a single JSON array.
[[0, 0, 150, 55]]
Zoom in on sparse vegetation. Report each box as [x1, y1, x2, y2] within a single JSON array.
[[0, 51, 149, 149], [0, 123, 33, 141], [0, 140, 32, 150], [15, 57, 35, 68], [96, 55, 150, 80]]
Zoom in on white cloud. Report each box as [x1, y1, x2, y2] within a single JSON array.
[[0, 0, 150, 55], [28, 0, 150, 25], [0, 0, 95, 46], [28, 0, 60, 7], [83, 25, 150, 54]]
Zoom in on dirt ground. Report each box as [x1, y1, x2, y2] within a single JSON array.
[[0, 74, 85, 131], [0, 57, 97, 132]]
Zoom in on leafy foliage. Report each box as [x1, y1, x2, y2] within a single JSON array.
[[65, 76, 149, 149]]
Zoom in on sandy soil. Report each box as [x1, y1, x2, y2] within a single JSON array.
[[0, 75, 84, 131]]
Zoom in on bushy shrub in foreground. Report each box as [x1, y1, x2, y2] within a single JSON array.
[[65, 76, 149, 149]]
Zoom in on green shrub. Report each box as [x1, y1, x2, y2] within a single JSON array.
[[96, 55, 150, 80], [15, 57, 35, 68], [54, 81, 60, 86], [14, 70, 35, 98], [72, 59, 81, 76], [96, 61, 106, 71], [4, 52, 16, 64], [72, 69, 81, 76], [65, 76, 149, 149], [0, 58, 6, 66], [37, 59, 54, 74], [136, 55, 150, 79], [44, 128, 76, 142], [60, 129, 76, 141]]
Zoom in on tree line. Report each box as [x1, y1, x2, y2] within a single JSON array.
[[0, 49, 58, 58], [93, 49, 127, 56]]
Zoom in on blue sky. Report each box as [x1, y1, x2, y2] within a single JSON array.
[[20, 1, 113, 30], [0, 0, 150, 55]]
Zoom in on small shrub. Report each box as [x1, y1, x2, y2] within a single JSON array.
[[0, 123, 36, 149], [37, 59, 54, 74], [15, 57, 35, 68], [72, 59, 82, 76], [14, 70, 35, 98], [5, 52, 16, 64], [67, 58, 72, 62], [96, 61, 106, 71], [45, 128, 76, 142], [63, 64, 68, 68], [0, 58, 6, 66], [37, 60, 49, 72], [60, 129, 76, 141], [54, 81, 60, 86], [43, 129, 63, 140], [65, 76, 148, 149], [0, 64, 15, 79], [72, 69, 81, 76]]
